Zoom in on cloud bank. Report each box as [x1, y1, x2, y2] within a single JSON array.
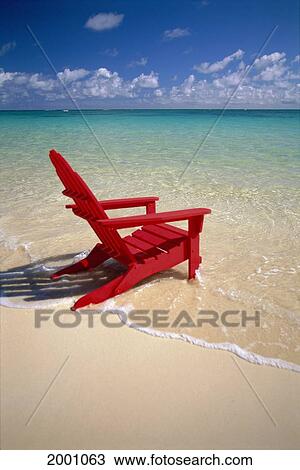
[[0, 51, 299, 108]]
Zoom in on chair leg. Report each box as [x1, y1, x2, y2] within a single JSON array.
[[188, 217, 203, 279], [71, 271, 131, 310], [189, 255, 202, 279], [51, 244, 109, 280], [72, 264, 149, 310]]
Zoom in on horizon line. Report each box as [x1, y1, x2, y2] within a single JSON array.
[[0, 107, 299, 111]]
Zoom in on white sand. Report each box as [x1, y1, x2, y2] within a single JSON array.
[[1, 305, 299, 449]]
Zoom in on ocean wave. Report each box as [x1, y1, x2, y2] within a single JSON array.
[[111, 300, 300, 373]]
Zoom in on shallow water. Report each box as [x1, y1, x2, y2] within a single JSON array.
[[0, 109, 299, 371]]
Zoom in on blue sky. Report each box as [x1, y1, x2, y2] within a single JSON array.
[[0, 0, 299, 108]]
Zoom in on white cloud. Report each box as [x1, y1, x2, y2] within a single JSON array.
[[28, 74, 56, 91], [292, 54, 300, 63], [254, 63, 287, 81], [81, 68, 128, 98], [132, 71, 159, 88], [165, 53, 299, 107], [154, 89, 163, 97], [57, 68, 89, 83], [163, 28, 190, 40], [194, 49, 244, 74], [103, 48, 119, 57], [75, 69, 159, 98], [178, 74, 195, 96], [128, 57, 148, 68], [286, 69, 300, 80], [254, 52, 286, 70], [171, 75, 209, 101], [213, 71, 243, 88], [0, 41, 16, 57], [0, 67, 160, 102], [168, 73, 299, 107], [0, 71, 17, 86], [0, 71, 61, 104], [97, 68, 114, 78], [85, 13, 124, 32]]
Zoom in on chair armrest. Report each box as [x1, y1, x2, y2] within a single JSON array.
[[100, 196, 159, 210], [98, 208, 211, 229], [65, 196, 159, 214]]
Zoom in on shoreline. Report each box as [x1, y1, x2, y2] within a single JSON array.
[[2, 298, 300, 374], [121, 310, 300, 374], [1, 245, 299, 375]]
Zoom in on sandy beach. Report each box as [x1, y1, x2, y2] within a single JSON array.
[[1, 304, 300, 450]]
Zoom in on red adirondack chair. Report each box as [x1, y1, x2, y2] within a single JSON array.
[[49, 149, 211, 310]]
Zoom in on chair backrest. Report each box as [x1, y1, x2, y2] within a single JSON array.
[[49, 149, 134, 264]]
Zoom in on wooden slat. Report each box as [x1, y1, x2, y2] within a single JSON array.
[[160, 223, 188, 236], [126, 244, 143, 256], [133, 229, 175, 253], [101, 197, 159, 209], [124, 235, 162, 256], [143, 224, 186, 241], [99, 208, 211, 229], [132, 229, 166, 246]]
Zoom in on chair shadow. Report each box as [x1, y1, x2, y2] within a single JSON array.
[[0, 252, 186, 306]]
